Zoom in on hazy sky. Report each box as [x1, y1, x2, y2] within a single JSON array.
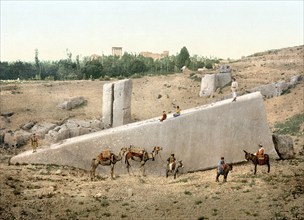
[[1, 0, 303, 62]]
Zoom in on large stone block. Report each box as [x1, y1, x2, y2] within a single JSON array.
[[102, 82, 114, 127], [113, 79, 132, 127], [11, 92, 275, 176], [199, 74, 216, 97], [199, 73, 231, 97]]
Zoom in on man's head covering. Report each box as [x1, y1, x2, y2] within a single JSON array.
[[258, 144, 263, 147]]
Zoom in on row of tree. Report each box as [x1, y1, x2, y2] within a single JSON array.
[[0, 47, 220, 80]]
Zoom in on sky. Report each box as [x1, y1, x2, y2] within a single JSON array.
[[1, 0, 303, 62]]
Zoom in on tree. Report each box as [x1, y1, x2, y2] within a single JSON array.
[[176, 46, 190, 69], [82, 60, 104, 79]]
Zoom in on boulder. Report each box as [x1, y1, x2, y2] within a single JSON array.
[[4, 132, 16, 147], [0, 130, 5, 144], [31, 122, 57, 138], [272, 134, 295, 159], [58, 97, 86, 110], [21, 121, 36, 130], [14, 130, 32, 147]]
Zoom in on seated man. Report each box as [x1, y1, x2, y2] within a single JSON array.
[[173, 106, 181, 117], [160, 111, 167, 122], [255, 144, 265, 160], [167, 153, 176, 170], [218, 157, 225, 174]]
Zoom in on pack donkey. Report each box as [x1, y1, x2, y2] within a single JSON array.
[[90, 147, 127, 180], [166, 160, 184, 179], [243, 150, 270, 174], [216, 163, 233, 182], [125, 146, 162, 176]]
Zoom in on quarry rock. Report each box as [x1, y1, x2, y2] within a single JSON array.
[[102, 82, 114, 127], [272, 134, 295, 159], [58, 96, 86, 110], [199, 72, 231, 97], [31, 122, 57, 138], [103, 79, 132, 127], [11, 92, 276, 175], [113, 79, 132, 127]]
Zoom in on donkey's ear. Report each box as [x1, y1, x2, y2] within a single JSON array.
[[243, 150, 247, 153]]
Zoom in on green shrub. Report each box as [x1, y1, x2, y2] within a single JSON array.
[[274, 113, 304, 136]]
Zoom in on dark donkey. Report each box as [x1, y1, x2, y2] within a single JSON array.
[[216, 163, 233, 182], [243, 150, 270, 174]]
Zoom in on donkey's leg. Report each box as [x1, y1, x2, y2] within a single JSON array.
[[216, 173, 220, 182], [223, 174, 227, 183], [140, 161, 146, 176], [90, 159, 98, 181], [254, 164, 257, 174], [267, 162, 270, 173], [111, 164, 115, 180]]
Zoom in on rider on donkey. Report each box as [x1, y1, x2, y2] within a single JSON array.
[[218, 156, 225, 174], [255, 144, 265, 160]]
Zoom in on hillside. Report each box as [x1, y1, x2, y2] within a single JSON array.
[[0, 45, 303, 220]]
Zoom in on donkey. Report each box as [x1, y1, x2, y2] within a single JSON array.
[[216, 163, 233, 183], [243, 150, 270, 174], [90, 147, 127, 180], [125, 146, 162, 176], [166, 160, 184, 179]]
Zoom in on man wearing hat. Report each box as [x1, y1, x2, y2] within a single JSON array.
[[218, 156, 225, 174]]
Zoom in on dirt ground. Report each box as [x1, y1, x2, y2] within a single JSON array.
[[0, 45, 303, 219]]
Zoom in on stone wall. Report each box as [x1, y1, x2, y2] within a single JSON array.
[[11, 92, 276, 176], [102, 79, 132, 127]]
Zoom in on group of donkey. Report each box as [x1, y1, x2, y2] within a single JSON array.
[[90, 146, 270, 182], [216, 150, 270, 182], [90, 146, 184, 180]]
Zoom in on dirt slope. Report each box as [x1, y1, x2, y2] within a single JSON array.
[[0, 45, 303, 220]]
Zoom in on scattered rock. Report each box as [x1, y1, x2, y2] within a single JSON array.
[[272, 134, 295, 159], [58, 97, 86, 110]]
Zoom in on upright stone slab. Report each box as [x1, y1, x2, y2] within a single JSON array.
[[113, 79, 132, 127], [200, 74, 216, 97], [11, 92, 275, 176], [102, 83, 114, 127], [200, 73, 231, 97]]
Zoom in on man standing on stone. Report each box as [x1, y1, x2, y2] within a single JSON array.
[[231, 77, 238, 102], [30, 133, 38, 153]]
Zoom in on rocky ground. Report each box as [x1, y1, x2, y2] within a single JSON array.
[[0, 45, 303, 219]]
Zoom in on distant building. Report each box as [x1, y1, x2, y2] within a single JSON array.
[[90, 54, 101, 61], [112, 47, 122, 57], [140, 50, 169, 60]]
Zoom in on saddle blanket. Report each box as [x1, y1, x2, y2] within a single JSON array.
[[102, 149, 111, 158], [129, 147, 145, 154]]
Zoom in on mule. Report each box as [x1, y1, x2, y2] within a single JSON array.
[[243, 150, 270, 174], [125, 146, 162, 176], [90, 147, 127, 180], [166, 160, 184, 179], [216, 163, 233, 182]]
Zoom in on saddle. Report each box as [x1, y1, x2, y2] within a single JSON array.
[[100, 149, 111, 161], [128, 146, 145, 155], [257, 156, 266, 165]]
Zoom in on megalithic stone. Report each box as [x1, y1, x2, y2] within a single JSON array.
[[113, 79, 132, 127], [102, 79, 132, 128], [102, 82, 114, 127]]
